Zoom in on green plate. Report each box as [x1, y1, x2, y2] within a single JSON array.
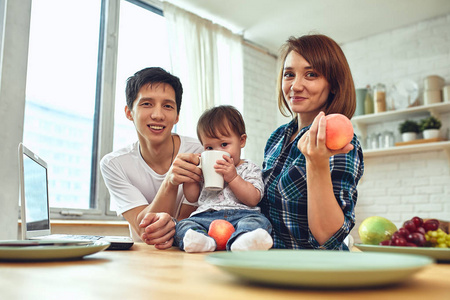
[[205, 250, 433, 288], [0, 240, 110, 262], [355, 243, 450, 262]]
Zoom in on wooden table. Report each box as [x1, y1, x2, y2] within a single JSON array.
[[1, 243, 449, 299]]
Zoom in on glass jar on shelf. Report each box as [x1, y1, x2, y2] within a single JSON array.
[[368, 133, 380, 149], [380, 131, 395, 148], [364, 85, 374, 115], [373, 83, 386, 113]]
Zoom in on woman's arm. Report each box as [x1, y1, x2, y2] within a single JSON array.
[[297, 112, 354, 245]]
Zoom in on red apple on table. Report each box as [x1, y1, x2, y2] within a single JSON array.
[[325, 114, 354, 150], [208, 219, 235, 251]]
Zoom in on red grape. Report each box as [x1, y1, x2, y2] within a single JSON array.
[[403, 220, 416, 233], [394, 237, 407, 246], [411, 216, 423, 227], [397, 227, 409, 237], [391, 232, 402, 241], [379, 240, 392, 246], [415, 227, 426, 235], [423, 219, 439, 231], [406, 242, 418, 247], [410, 232, 426, 246], [406, 233, 414, 243]]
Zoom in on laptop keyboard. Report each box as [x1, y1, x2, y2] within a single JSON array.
[[61, 235, 103, 241], [32, 234, 134, 250]]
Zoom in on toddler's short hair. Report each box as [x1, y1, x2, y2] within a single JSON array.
[[197, 105, 246, 144]]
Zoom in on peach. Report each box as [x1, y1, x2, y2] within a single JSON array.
[[325, 114, 354, 150], [208, 219, 235, 251]]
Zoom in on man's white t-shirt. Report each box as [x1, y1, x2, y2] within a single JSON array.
[[100, 135, 203, 240]]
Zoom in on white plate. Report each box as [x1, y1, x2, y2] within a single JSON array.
[[205, 250, 433, 288], [389, 79, 419, 110], [355, 243, 450, 262], [0, 240, 110, 262]]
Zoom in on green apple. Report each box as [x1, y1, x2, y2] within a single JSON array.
[[358, 216, 398, 245]]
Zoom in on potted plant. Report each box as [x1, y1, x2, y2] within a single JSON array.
[[399, 120, 420, 142], [419, 116, 442, 139]]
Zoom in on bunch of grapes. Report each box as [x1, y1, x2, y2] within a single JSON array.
[[379, 216, 447, 247], [425, 228, 450, 248]]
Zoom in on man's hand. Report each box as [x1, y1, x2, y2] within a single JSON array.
[[166, 153, 202, 186], [139, 212, 176, 250]]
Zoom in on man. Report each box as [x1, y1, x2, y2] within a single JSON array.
[[100, 67, 203, 249]]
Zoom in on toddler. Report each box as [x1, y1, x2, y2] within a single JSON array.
[[174, 105, 273, 252]]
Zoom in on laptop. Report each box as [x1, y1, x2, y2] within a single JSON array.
[[18, 143, 134, 250]]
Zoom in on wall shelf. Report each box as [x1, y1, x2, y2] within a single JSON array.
[[363, 140, 450, 158], [352, 102, 450, 161], [352, 102, 450, 127]]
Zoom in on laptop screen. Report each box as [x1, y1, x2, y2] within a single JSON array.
[[23, 152, 50, 230], [19, 143, 51, 238]]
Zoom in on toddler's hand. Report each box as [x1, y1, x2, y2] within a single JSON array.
[[214, 155, 238, 183]]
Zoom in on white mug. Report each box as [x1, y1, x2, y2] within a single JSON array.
[[198, 150, 230, 191]]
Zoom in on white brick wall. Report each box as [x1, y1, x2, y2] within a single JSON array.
[[242, 44, 279, 167], [341, 14, 450, 242], [242, 14, 450, 244], [342, 15, 450, 92]]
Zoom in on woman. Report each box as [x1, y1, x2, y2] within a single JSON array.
[[259, 34, 364, 250]]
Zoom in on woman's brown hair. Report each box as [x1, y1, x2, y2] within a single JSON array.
[[277, 34, 356, 119]]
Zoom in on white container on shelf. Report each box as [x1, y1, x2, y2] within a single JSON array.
[[423, 90, 442, 105], [424, 75, 445, 90], [443, 85, 450, 103]]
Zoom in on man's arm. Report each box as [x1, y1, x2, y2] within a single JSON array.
[[122, 205, 176, 249], [143, 153, 202, 216], [122, 202, 196, 250], [120, 176, 178, 249], [124, 202, 196, 238], [132, 153, 202, 247]]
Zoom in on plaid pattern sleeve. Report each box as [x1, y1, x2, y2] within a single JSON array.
[[260, 119, 364, 250]]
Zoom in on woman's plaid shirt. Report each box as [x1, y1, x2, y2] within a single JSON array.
[[260, 119, 364, 250]]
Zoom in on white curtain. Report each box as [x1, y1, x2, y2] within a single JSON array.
[[163, 2, 244, 138]]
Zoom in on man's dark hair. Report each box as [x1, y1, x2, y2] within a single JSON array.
[[125, 67, 183, 114]]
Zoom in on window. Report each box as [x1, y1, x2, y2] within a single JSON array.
[[22, 0, 169, 218], [24, 0, 102, 210]]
